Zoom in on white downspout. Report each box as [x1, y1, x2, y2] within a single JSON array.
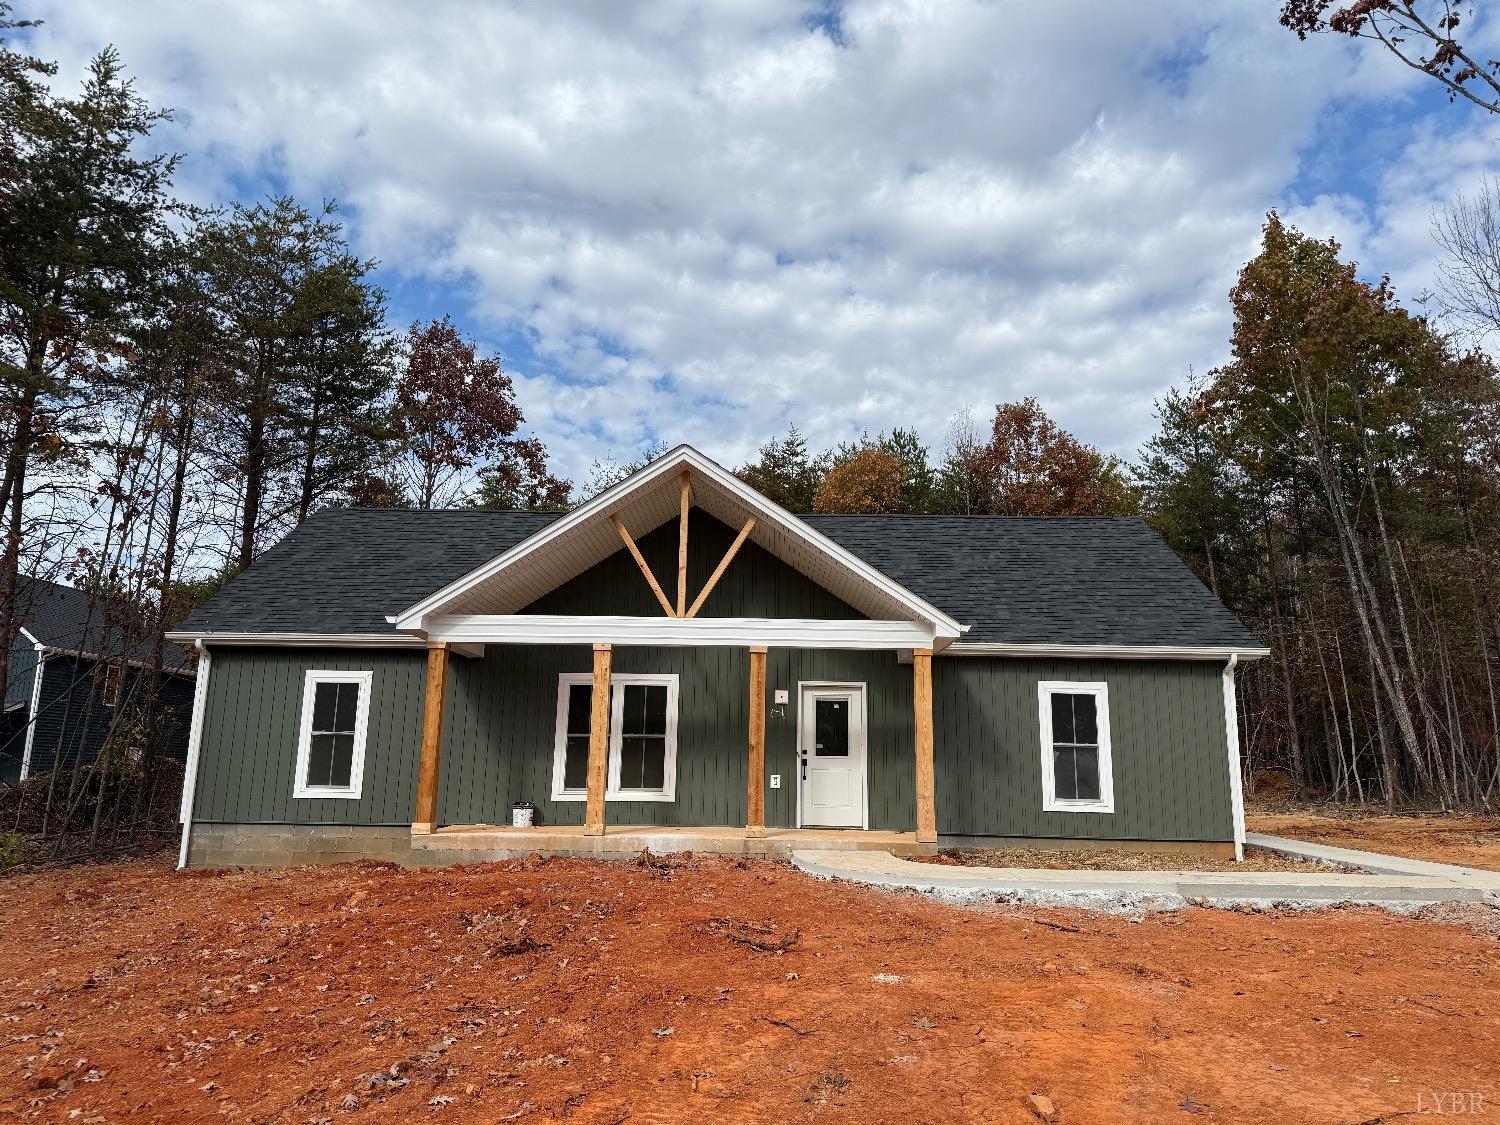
[[177, 641, 212, 870], [1223, 653, 1245, 862], [18, 640, 47, 781]]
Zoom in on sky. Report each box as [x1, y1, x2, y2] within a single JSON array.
[[19, 1, 1500, 485]]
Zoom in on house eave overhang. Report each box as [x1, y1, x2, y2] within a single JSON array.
[[943, 642, 1271, 661], [389, 445, 966, 643]]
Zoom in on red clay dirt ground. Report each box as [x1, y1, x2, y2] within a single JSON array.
[[1, 855, 1498, 1124], [1247, 809, 1500, 871]]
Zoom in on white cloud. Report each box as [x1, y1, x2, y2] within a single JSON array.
[[24, 0, 1500, 482]]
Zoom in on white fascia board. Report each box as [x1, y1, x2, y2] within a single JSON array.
[[392, 445, 965, 640], [424, 614, 936, 651], [164, 631, 428, 648], [944, 642, 1271, 661]]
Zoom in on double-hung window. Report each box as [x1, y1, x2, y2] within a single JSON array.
[[552, 673, 678, 802], [292, 670, 372, 799], [1038, 681, 1114, 813]]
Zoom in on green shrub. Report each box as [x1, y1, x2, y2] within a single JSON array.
[[0, 832, 24, 873]]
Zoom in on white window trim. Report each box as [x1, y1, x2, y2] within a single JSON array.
[[1038, 680, 1115, 814], [292, 670, 373, 800], [101, 659, 122, 708], [551, 672, 679, 803]]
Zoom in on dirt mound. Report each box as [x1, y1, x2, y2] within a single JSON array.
[[1, 854, 1497, 1123]]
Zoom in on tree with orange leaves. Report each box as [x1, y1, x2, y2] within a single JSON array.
[[812, 448, 905, 513]]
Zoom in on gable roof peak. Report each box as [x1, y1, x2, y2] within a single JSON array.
[[393, 442, 966, 638]]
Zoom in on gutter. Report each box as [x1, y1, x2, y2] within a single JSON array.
[[177, 641, 212, 870], [1223, 654, 1246, 862], [944, 642, 1270, 662], [164, 631, 426, 649]]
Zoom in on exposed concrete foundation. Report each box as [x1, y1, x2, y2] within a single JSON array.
[[185, 822, 1243, 870], [185, 824, 442, 869], [184, 822, 937, 869]]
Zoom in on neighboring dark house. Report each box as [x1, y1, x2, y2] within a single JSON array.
[[1, 578, 197, 787], [168, 446, 1267, 869]]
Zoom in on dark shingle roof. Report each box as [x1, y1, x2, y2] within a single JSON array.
[[15, 577, 191, 671], [805, 515, 1261, 649], [180, 510, 561, 635], [179, 508, 1261, 651]]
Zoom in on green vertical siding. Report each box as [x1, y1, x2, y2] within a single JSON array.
[[193, 648, 429, 825], [194, 648, 1233, 842], [933, 658, 1232, 841]]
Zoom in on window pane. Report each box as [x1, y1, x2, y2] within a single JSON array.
[[618, 735, 645, 790], [1073, 745, 1101, 802], [617, 735, 666, 792], [814, 698, 849, 757], [642, 685, 668, 736], [629, 684, 647, 734], [564, 735, 589, 790], [332, 681, 359, 733], [327, 733, 355, 788], [641, 736, 665, 789], [1053, 745, 1101, 803], [567, 684, 592, 736], [1053, 745, 1078, 801], [1071, 694, 1098, 745], [1050, 692, 1075, 745], [619, 684, 668, 737], [312, 682, 339, 731], [307, 733, 336, 787]]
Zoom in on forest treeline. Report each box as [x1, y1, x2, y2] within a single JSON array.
[[2, 12, 1498, 834]]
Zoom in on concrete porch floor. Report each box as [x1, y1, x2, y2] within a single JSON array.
[[410, 823, 935, 860]]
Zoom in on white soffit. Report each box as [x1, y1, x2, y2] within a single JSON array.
[[395, 445, 964, 638]]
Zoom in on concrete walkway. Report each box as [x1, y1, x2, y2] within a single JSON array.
[[1246, 832, 1500, 890], [791, 846, 1500, 912]]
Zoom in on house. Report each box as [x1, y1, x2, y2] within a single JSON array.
[[2, 578, 197, 787], [166, 446, 1267, 869]]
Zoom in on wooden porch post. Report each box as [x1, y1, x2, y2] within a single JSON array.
[[913, 647, 937, 844], [412, 642, 450, 834], [746, 646, 767, 838], [583, 643, 612, 836]]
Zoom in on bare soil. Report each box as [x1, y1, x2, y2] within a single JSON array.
[[2, 854, 1499, 1123], [1248, 807, 1500, 871], [914, 845, 1339, 873]]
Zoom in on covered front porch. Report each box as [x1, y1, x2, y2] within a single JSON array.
[[407, 633, 941, 844], [394, 449, 962, 848]]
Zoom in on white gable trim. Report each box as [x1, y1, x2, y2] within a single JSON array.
[[392, 445, 965, 641]]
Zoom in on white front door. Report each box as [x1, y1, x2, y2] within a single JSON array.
[[798, 684, 867, 829]]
